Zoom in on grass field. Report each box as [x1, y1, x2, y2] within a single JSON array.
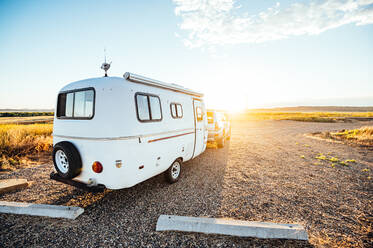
[[0, 116, 54, 124], [232, 111, 373, 122], [0, 112, 53, 117], [0, 112, 54, 124], [0, 123, 52, 171]]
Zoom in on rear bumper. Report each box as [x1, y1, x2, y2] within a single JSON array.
[[50, 172, 106, 193]]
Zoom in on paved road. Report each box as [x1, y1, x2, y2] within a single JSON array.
[[1, 120, 372, 247]]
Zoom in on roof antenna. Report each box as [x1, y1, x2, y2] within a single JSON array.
[[101, 48, 111, 77]]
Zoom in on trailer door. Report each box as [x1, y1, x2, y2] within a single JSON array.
[[193, 99, 206, 158]]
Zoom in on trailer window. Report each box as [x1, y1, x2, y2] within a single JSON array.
[[136, 94, 150, 121], [57, 88, 94, 119], [65, 93, 74, 117], [196, 107, 203, 121], [74, 90, 94, 118], [149, 96, 162, 120], [170, 104, 177, 118], [170, 103, 183, 119], [135, 93, 162, 122], [176, 104, 183, 118]]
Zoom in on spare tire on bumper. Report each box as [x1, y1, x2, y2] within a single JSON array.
[[53, 141, 82, 179]]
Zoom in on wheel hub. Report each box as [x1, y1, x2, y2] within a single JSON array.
[[171, 161, 180, 179], [55, 150, 69, 173]]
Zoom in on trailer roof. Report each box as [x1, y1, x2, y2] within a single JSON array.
[[59, 73, 204, 98], [124, 72, 204, 98]]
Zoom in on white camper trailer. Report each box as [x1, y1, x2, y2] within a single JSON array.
[[51, 72, 207, 191]]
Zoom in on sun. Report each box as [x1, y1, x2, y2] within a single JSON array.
[[205, 93, 247, 113]]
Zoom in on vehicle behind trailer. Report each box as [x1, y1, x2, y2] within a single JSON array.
[[51, 72, 207, 191], [207, 110, 226, 148], [222, 112, 231, 140]]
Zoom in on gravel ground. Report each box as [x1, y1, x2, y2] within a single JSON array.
[[1, 120, 372, 247]]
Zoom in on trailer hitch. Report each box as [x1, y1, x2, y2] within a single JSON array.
[[50, 172, 106, 193]]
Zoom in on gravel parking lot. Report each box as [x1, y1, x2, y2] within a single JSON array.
[[1, 120, 372, 247]]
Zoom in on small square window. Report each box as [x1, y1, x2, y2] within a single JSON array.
[[135, 93, 162, 122], [176, 104, 183, 118], [196, 107, 203, 121], [170, 104, 177, 118], [170, 103, 183, 119]]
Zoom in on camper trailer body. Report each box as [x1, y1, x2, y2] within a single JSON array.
[[52, 73, 207, 190]]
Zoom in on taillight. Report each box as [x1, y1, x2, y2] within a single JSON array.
[[92, 161, 103, 173], [215, 122, 219, 131]]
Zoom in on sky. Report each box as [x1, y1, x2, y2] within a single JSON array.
[[0, 0, 372, 111]]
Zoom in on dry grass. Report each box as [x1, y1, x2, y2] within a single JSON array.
[[312, 126, 373, 147], [231, 111, 373, 122], [0, 123, 53, 171], [331, 126, 373, 146], [0, 116, 53, 124]]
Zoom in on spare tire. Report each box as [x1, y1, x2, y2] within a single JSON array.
[[53, 141, 82, 179]]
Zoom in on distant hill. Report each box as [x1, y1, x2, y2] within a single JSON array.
[[250, 106, 373, 112]]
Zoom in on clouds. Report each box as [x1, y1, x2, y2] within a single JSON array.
[[173, 0, 373, 48]]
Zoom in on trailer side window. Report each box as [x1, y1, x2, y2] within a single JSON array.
[[57, 88, 94, 119], [170, 103, 183, 119], [196, 106, 203, 121], [176, 104, 183, 118], [135, 93, 162, 122], [57, 92, 74, 118], [136, 94, 150, 121], [149, 96, 162, 120], [74, 90, 94, 118], [170, 104, 177, 118], [65, 93, 74, 117]]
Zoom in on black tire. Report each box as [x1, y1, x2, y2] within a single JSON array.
[[53, 141, 82, 179], [164, 159, 182, 183], [217, 135, 225, 148]]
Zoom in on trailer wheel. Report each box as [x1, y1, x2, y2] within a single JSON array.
[[217, 135, 225, 148], [164, 159, 182, 183], [53, 141, 82, 179]]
